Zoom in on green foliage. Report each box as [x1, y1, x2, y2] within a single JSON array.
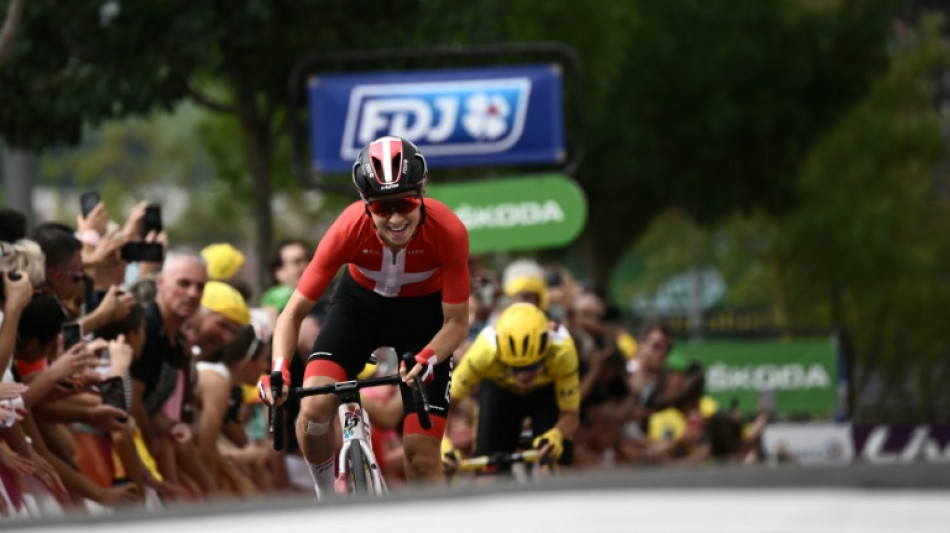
[[580, 0, 893, 283], [0, 1, 219, 149], [40, 103, 214, 190], [782, 13, 950, 419]]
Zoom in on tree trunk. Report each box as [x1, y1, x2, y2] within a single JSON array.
[[234, 87, 275, 299], [249, 142, 273, 298], [2, 143, 37, 230], [0, 0, 24, 66], [238, 120, 274, 299]]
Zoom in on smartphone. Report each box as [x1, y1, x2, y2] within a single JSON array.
[[62, 323, 83, 352], [225, 386, 243, 423], [80, 191, 101, 218], [120, 242, 164, 263], [142, 204, 162, 237], [99, 376, 129, 423]]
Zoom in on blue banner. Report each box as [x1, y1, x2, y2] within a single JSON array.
[[308, 64, 565, 173]]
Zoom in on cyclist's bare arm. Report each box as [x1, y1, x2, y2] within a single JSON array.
[[403, 300, 468, 383], [267, 289, 317, 406]]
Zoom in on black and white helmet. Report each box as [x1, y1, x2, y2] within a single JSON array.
[[352, 136, 428, 198]]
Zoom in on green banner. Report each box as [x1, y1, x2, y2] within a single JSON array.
[[676, 337, 839, 418], [427, 173, 587, 254]]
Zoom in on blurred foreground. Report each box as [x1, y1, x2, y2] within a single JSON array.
[[4, 463, 948, 532]]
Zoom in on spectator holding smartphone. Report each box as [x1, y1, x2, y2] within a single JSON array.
[[32, 224, 136, 337], [88, 304, 169, 508], [12, 292, 138, 512]]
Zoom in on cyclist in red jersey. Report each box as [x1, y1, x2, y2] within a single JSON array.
[[259, 136, 470, 499]]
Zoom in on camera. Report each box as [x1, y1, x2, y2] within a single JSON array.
[[120, 242, 164, 263], [142, 204, 162, 238], [80, 191, 101, 219]]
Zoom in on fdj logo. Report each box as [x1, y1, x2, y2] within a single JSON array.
[[341, 78, 532, 160]]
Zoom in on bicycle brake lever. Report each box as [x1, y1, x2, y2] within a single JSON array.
[[269, 371, 284, 451], [401, 352, 432, 430]]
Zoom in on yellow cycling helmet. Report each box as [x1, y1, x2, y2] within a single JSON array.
[[495, 303, 550, 368]]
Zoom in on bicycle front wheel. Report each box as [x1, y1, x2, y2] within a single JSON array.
[[348, 443, 369, 495]]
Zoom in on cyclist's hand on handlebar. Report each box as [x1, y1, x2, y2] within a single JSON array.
[[441, 436, 459, 470], [400, 348, 438, 387], [258, 358, 291, 406], [258, 374, 285, 406], [442, 449, 460, 473], [533, 427, 565, 462]]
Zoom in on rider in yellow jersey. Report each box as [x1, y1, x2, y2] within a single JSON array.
[[449, 303, 580, 467]]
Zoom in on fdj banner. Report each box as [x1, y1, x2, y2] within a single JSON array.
[[308, 64, 565, 173]]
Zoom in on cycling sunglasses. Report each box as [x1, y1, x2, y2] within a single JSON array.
[[510, 360, 544, 374], [364, 195, 422, 217]]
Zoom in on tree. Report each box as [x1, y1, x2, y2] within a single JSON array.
[[0, 0, 423, 290], [781, 13, 950, 420], [0, 2, 219, 148], [0, 0, 23, 65], [578, 0, 893, 286]]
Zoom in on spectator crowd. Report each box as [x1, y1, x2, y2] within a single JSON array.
[[0, 199, 770, 518]]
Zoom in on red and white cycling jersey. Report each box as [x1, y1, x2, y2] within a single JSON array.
[[297, 198, 470, 304]]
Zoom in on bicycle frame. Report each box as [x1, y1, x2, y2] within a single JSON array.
[[336, 387, 387, 495]]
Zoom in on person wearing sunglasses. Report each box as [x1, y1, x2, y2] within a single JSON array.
[[260, 136, 470, 500], [446, 302, 581, 472]]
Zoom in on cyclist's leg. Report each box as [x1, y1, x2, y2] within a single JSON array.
[[401, 357, 450, 482], [296, 369, 342, 499], [297, 285, 380, 499], [474, 381, 529, 469], [528, 384, 574, 466], [388, 290, 447, 483]]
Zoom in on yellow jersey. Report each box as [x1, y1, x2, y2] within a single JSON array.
[[452, 322, 581, 411]]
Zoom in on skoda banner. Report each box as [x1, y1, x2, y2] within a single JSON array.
[[427, 174, 586, 254], [677, 337, 840, 418], [308, 64, 565, 173]]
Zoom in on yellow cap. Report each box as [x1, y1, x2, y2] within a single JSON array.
[[201, 281, 250, 325], [617, 331, 637, 360], [201, 243, 245, 281], [504, 276, 549, 311]]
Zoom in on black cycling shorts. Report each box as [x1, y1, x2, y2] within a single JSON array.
[[474, 380, 573, 466], [307, 270, 453, 421]]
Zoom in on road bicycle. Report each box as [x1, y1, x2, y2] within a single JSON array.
[[268, 351, 430, 497]]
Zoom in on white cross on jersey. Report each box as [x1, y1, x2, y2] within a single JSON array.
[[355, 247, 436, 297]]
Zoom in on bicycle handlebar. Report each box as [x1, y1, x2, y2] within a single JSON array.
[[446, 449, 547, 473], [268, 352, 434, 450]]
